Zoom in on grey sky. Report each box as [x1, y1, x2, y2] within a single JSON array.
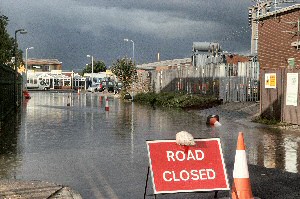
[[1, 0, 253, 71]]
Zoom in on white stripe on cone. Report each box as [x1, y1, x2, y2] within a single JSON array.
[[209, 117, 222, 127], [105, 98, 109, 111], [214, 121, 222, 127], [233, 150, 249, 178]]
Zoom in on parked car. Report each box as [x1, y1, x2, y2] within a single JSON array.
[[87, 83, 101, 92], [101, 80, 115, 93], [114, 82, 123, 94]]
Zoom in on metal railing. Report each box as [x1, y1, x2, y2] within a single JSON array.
[[0, 64, 22, 123]]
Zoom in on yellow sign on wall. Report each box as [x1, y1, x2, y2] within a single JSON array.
[[265, 73, 276, 88]]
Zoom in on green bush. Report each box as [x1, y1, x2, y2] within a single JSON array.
[[134, 92, 221, 109]]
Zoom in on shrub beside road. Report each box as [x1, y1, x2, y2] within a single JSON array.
[[133, 92, 222, 109]]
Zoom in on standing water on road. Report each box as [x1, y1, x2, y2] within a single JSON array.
[[0, 92, 299, 198]]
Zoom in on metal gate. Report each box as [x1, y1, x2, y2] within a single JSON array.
[[219, 62, 260, 102]]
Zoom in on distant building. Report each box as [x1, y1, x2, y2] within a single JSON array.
[[192, 42, 225, 67], [258, 4, 300, 69], [26, 70, 86, 90], [27, 58, 62, 72], [225, 54, 251, 65], [136, 58, 192, 71]]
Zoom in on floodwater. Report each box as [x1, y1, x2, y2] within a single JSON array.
[[0, 92, 299, 198]]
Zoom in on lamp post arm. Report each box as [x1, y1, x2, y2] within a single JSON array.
[[25, 48, 28, 70], [14, 31, 18, 60], [132, 41, 135, 63], [92, 56, 94, 84]]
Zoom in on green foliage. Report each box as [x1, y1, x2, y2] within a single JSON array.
[[111, 58, 137, 92], [133, 92, 157, 105], [134, 92, 222, 109], [0, 14, 14, 65], [252, 116, 280, 125], [83, 60, 106, 74]]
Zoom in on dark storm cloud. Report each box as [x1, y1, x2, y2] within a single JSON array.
[[1, 0, 253, 70]]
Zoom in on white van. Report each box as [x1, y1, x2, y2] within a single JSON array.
[[27, 77, 50, 90]]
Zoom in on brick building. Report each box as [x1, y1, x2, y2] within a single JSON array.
[[225, 54, 250, 65], [258, 4, 300, 69]]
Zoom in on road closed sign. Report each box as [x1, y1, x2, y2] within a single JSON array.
[[146, 138, 229, 194]]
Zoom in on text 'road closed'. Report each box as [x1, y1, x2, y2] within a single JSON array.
[[146, 139, 230, 194]]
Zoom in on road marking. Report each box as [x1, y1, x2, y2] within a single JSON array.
[[78, 153, 119, 199], [77, 157, 105, 199], [86, 158, 119, 199]]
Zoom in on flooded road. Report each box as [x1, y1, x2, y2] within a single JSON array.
[[0, 92, 299, 198]]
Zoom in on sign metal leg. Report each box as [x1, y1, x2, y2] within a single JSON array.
[[214, 190, 218, 198], [144, 166, 150, 199]]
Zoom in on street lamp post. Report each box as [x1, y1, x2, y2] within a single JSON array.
[[124, 38, 135, 100], [87, 55, 94, 85], [14, 29, 27, 106], [124, 38, 134, 62], [124, 39, 135, 139], [25, 47, 34, 89], [14, 29, 27, 69]]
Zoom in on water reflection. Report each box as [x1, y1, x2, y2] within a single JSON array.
[[0, 109, 22, 179], [0, 92, 299, 198], [253, 130, 300, 173]]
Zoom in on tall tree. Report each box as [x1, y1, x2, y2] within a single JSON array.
[[111, 58, 137, 93], [0, 14, 14, 65], [83, 60, 107, 73]]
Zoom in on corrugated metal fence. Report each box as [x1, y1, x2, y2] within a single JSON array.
[[260, 68, 300, 125], [137, 61, 260, 102]]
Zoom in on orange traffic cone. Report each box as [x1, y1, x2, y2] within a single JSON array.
[[232, 132, 256, 199], [210, 117, 221, 127], [105, 97, 109, 111]]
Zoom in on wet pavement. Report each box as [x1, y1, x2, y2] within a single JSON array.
[[0, 179, 82, 198], [0, 91, 299, 199]]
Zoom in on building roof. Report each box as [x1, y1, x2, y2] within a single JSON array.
[[27, 58, 62, 65], [258, 4, 300, 20]]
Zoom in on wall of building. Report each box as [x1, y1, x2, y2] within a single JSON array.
[[258, 9, 300, 69], [256, 6, 300, 124], [260, 67, 300, 125]]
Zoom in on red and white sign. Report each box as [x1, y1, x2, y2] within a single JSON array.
[[146, 138, 229, 194]]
